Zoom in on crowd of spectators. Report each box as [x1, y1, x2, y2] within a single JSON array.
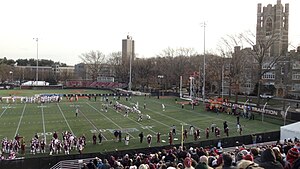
[[81, 138, 300, 169]]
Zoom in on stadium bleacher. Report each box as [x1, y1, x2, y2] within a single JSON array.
[[49, 138, 300, 169]]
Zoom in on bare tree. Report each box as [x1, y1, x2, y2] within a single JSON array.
[[157, 47, 176, 58], [79, 51, 106, 81], [155, 47, 198, 90], [0, 64, 12, 83], [107, 51, 127, 83], [176, 47, 197, 57], [240, 31, 284, 106], [59, 69, 76, 85], [218, 34, 248, 102], [133, 58, 155, 91]]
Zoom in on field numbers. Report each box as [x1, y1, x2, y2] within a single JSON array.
[[37, 132, 53, 136], [90, 129, 106, 133], [141, 126, 153, 129]]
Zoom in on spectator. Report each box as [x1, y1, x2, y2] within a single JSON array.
[[81, 163, 89, 169], [250, 148, 261, 164], [237, 160, 262, 169], [243, 154, 254, 162], [195, 155, 213, 169], [259, 148, 284, 169], [139, 164, 149, 169], [222, 153, 236, 169], [235, 152, 245, 165], [86, 159, 97, 169], [102, 159, 111, 169], [95, 158, 103, 169], [272, 147, 285, 167], [184, 157, 195, 169], [284, 147, 299, 169]]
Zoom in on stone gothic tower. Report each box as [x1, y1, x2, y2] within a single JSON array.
[[256, 0, 289, 57], [122, 35, 135, 64]]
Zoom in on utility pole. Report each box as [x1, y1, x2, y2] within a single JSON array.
[[201, 22, 206, 103], [33, 38, 39, 83]]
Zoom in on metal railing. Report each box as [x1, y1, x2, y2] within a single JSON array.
[[50, 157, 96, 169]]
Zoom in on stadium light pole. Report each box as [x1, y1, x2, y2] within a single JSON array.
[[129, 54, 132, 91], [201, 22, 206, 103], [157, 75, 164, 99], [33, 38, 39, 83]]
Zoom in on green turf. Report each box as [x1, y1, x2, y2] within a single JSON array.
[[0, 90, 282, 158]]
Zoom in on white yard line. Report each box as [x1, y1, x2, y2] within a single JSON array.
[[56, 103, 75, 136], [151, 99, 227, 122], [150, 99, 257, 133], [78, 109, 108, 141], [125, 100, 192, 130], [146, 107, 196, 128], [0, 104, 10, 118], [41, 107, 47, 143], [86, 102, 135, 139], [14, 104, 27, 137], [106, 105, 158, 134]]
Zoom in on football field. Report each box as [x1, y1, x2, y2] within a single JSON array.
[[0, 90, 281, 158]]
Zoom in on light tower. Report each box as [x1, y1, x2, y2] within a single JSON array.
[[33, 38, 39, 83], [202, 22, 206, 103]]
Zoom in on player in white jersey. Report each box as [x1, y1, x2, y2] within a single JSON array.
[[162, 104, 165, 111], [75, 106, 79, 117]]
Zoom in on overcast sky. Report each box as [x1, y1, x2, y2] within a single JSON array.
[[0, 0, 299, 66]]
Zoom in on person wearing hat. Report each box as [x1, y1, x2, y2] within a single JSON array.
[[284, 147, 299, 169], [236, 152, 245, 165], [243, 154, 254, 162]]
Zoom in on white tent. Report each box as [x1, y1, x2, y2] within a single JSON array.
[[280, 122, 300, 140], [21, 81, 49, 86]]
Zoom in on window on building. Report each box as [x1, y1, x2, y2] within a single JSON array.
[[281, 66, 284, 74], [266, 18, 272, 36], [293, 84, 300, 91], [262, 63, 275, 70], [262, 72, 275, 79], [292, 61, 300, 69], [244, 82, 251, 88], [292, 74, 300, 80]]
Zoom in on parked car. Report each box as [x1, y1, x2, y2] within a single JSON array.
[[259, 93, 274, 99]]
